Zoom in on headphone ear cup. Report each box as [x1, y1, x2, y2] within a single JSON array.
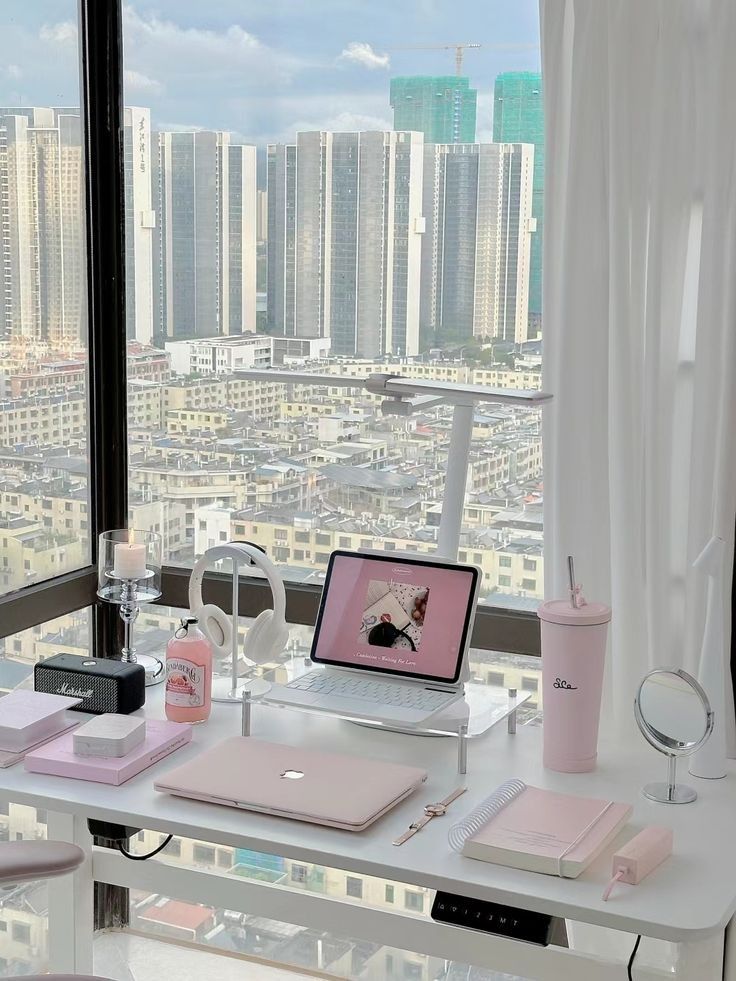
[[244, 610, 274, 664], [195, 603, 232, 659], [245, 611, 289, 663]]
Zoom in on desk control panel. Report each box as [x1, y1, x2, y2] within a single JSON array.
[[431, 891, 555, 946]]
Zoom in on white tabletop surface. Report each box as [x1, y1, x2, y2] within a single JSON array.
[[0, 689, 733, 943]]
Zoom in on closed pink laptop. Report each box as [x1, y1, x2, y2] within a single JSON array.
[[154, 737, 427, 832]]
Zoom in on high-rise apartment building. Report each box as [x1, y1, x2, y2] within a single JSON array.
[[123, 107, 155, 344], [390, 76, 477, 143], [493, 72, 544, 322], [267, 130, 423, 357], [0, 108, 86, 347], [152, 131, 257, 342], [0, 107, 160, 347], [421, 142, 534, 346]]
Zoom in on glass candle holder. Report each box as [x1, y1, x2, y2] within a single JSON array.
[[97, 529, 164, 685]]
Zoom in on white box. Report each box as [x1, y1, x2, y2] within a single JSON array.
[[73, 714, 146, 758]]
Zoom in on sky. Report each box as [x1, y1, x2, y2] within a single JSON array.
[[2, 1, 540, 146]]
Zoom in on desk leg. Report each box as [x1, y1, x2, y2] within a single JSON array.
[[47, 811, 94, 976], [724, 918, 736, 980], [673, 931, 725, 979]]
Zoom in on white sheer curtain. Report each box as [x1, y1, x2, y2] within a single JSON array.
[[541, 0, 736, 736]]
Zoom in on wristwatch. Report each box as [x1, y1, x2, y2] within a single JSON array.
[[393, 786, 467, 846]]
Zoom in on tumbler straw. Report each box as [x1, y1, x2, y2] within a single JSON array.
[[567, 555, 578, 609]]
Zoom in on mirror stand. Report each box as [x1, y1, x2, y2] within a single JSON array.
[[634, 666, 713, 805], [643, 754, 697, 804]]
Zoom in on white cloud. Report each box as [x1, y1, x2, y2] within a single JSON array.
[[39, 21, 78, 45], [338, 42, 390, 71], [124, 70, 163, 96], [122, 5, 299, 86]]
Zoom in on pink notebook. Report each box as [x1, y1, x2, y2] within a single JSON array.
[[24, 719, 192, 785], [450, 779, 632, 878]]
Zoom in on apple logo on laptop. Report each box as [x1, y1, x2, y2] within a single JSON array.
[[280, 769, 305, 780]]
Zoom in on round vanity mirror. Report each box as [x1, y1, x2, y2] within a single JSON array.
[[634, 668, 713, 803]]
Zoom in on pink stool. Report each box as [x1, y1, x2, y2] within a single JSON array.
[[1, 840, 112, 980]]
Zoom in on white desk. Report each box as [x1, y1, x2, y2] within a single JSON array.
[[1, 690, 735, 981]]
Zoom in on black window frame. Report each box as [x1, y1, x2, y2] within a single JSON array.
[[0, 0, 541, 659]]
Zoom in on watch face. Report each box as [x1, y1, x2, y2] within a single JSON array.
[[425, 803, 447, 816]]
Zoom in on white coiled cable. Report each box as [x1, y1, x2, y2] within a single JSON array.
[[448, 778, 527, 853]]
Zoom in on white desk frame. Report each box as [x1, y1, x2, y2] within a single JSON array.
[[2, 691, 736, 981]]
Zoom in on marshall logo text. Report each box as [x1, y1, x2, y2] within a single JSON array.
[[57, 682, 94, 699]]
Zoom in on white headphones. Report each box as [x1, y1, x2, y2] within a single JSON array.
[[188, 542, 289, 664]]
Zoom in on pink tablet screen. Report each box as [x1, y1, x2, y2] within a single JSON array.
[[312, 552, 478, 682]]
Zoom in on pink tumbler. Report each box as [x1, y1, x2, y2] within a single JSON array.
[[538, 596, 611, 773]]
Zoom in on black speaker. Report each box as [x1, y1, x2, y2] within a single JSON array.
[[34, 653, 145, 715]]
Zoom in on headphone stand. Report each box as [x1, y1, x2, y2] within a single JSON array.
[[212, 674, 271, 703], [210, 550, 273, 703]]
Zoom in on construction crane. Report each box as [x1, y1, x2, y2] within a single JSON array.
[[390, 42, 481, 76]]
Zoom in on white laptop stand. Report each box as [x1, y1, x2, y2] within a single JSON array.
[[240, 685, 529, 775]]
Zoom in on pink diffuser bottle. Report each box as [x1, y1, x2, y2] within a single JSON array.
[[165, 616, 212, 723]]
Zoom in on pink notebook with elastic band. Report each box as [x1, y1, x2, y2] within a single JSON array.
[[449, 779, 632, 878]]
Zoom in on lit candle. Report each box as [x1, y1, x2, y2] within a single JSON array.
[[113, 531, 147, 580]]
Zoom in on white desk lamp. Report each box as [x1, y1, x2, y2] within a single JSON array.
[[237, 369, 553, 559]]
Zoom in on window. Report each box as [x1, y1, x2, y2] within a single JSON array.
[[165, 837, 181, 857], [487, 670, 505, 687], [192, 844, 216, 865], [216, 848, 232, 868], [11, 922, 31, 945], [35, 808, 47, 825], [0, 61, 547, 976], [120, 0, 545, 616], [291, 863, 308, 884], [522, 676, 539, 692], [404, 891, 425, 913], [524, 557, 537, 571], [499, 555, 512, 568], [522, 578, 537, 591], [346, 876, 363, 899], [385, 884, 395, 903]]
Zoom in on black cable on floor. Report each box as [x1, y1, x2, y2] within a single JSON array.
[[628, 934, 642, 980], [117, 834, 173, 861]]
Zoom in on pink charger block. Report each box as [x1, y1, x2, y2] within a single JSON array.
[[602, 826, 673, 900]]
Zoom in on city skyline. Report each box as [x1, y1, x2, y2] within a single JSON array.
[[3, 2, 540, 147], [0, 4, 544, 604]]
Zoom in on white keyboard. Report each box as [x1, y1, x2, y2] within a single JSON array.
[[285, 670, 452, 711]]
